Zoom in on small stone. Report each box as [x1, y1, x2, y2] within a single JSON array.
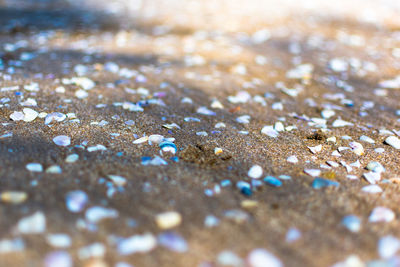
[[53, 136, 71, 147], [247, 248, 283, 267], [0, 191, 27, 204], [155, 211, 182, 229], [342, 215, 361, 233], [385, 136, 400, 149], [248, 165, 263, 179], [369, 207, 395, 223]]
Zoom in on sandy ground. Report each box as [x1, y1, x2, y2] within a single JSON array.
[[1, 0, 400, 266]]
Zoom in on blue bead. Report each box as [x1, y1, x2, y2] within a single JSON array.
[[311, 178, 339, 189], [170, 156, 179, 162], [264, 176, 282, 187], [240, 187, 252, 196]]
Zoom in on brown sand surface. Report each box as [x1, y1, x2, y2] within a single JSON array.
[[0, 0, 400, 266]]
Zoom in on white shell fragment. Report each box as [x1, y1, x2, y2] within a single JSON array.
[[378, 235, 400, 259], [261, 126, 279, 138], [53, 136, 71, 147], [87, 144, 107, 152], [85, 206, 118, 223], [308, 145, 322, 154], [349, 142, 364, 156], [332, 119, 353, 127], [369, 207, 395, 223], [363, 172, 381, 184], [10, 111, 24, 121], [108, 175, 127, 187], [247, 248, 283, 267], [17, 211, 46, 234], [248, 165, 263, 179], [23, 108, 39, 122], [362, 185, 383, 193], [359, 135, 375, 144], [117, 233, 157, 255], [385, 136, 400, 149], [26, 163, 43, 172], [304, 169, 321, 177], [287, 155, 298, 164]]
